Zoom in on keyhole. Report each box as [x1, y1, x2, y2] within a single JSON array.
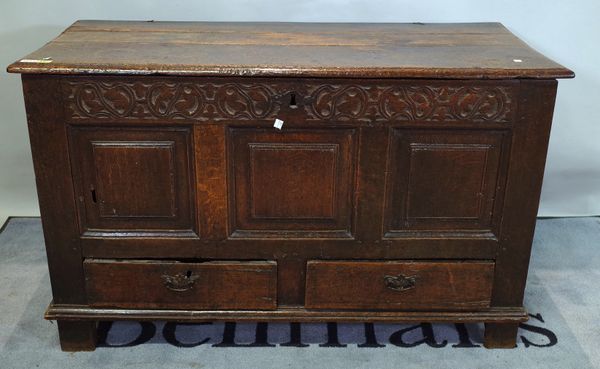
[[289, 93, 297, 108], [186, 270, 192, 278], [91, 189, 97, 203]]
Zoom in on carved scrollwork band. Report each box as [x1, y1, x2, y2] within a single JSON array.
[[377, 86, 513, 122], [64, 79, 515, 123], [67, 81, 281, 121]]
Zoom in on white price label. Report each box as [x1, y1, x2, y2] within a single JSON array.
[[273, 118, 284, 130], [20, 57, 53, 64]]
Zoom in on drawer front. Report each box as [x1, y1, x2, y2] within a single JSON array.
[[84, 259, 277, 310], [305, 261, 494, 310]]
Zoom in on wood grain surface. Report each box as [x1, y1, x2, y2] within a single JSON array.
[[84, 259, 277, 310], [305, 261, 494, 310], [11, 21, 571, 350], [7, 21, 573, 79]]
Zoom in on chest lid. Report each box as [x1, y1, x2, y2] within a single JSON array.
[[7, 20, 573, 79]]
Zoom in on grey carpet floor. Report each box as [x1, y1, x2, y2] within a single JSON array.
[[0, 217, 598, 368]]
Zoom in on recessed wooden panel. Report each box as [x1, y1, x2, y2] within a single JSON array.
[[384, 130, 507, 236], [70, 127, 196, 235], [406, 144, 490, 220], [84, 259, 277, 310], [250, 143, 337, 219], [228, 128, 357, 238], [92, 141, 176, 218], [305, 260, 494, 310]]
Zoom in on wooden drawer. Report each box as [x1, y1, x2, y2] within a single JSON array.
[[84, 259, 277, 310], [305, 260, 494, 310]]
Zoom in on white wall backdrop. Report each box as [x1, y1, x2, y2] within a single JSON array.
[[1, 0, 598, 223]]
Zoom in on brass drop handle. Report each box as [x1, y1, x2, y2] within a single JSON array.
[[161, 270, 199, 292], [384, 273, 417, 292]]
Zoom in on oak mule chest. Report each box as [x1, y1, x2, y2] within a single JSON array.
[[7, 21, 573, 351]]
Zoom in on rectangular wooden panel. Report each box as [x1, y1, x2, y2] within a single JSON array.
[[250, 143, 337, 219], [92, 141, 176, 218], [228, 128, 357, 238], [69, 127, 196, 236], [305, 260, 494, 310], [84, 259, 277, 310], [384, 129, 508, 237]]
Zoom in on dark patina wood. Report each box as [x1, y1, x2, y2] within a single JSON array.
[[7, 20, 573, 351], [8, 21, 572, 79], [84, 260, 277, 309], [305, 261, 494, 310], [46, 304, 528, 323], [56, 321, 97, 352]]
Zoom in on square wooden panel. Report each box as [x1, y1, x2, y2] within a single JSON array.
[[69, 127, 196, 236], [384, 129, 508, 237], [228, 128, 357, 238]]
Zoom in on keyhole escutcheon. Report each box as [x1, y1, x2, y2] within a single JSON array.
[[289, 92, 298, 108], [91, 187, 98, 203]]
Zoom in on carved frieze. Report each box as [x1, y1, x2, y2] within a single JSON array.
[[64, 81, 281, 122], [305, 84, 515, 122], [63, 79, 515, 123]]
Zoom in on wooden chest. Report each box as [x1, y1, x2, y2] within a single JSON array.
[[7, 20, 573, 351]]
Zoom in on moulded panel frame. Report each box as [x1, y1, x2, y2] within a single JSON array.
[[68, 125, 198, 238]]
